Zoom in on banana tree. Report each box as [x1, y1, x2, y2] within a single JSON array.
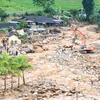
[[15, 56, 32, 85]]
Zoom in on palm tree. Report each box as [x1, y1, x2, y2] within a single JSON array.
[[8, 56, 21, 91], [15, 56, 32, 85], [0, 51, 10, 93]]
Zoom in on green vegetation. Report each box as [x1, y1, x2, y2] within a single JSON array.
[[1, 0, 100, 15], [82, 0, 94, 21], [17, 20, 28, 30], [90, 14, 100, 28], [0, 51, 32, 93], [0, 8, 9, 21], [33, 0, 55, 10]]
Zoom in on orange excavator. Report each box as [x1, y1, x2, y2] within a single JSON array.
[[72, 25, 96, 53]]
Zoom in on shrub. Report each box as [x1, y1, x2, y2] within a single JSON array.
[[68, 9, 78, 16], [89, 15, 95, 23], [13, 13, 17, 17], [16, 24, 21, 30], [89, 14, 100, 27], [61, 16, 69, 26], [1, 28, 8, 33], [24, 12, 29, 16], [8, 26, 13, 32], [64, 11, 72, 17], [35, 11, 45, 16], [12, 18, 18, 21], [18, 20, 28, 29], [78, 14, 86, 21], [44, 6, 57, 15], [0, 8, 9, 21]]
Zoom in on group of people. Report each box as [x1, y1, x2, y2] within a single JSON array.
[[0, 42, 18, 56]]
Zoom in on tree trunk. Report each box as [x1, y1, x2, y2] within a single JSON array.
[[4, 74, 7, 93], [22, 70, 25, 85], [18, 76, 20, 88], [11, 75, 13, 91]]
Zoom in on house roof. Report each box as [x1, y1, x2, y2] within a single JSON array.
[[8, 21, 20, 24], [35, 16, 56, 24], [22, 16, 35, 22], [7, 32, 16, 37], [0, 23, 17, 29]]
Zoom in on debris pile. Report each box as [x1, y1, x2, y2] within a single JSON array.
[[46, 49, 99, 81], [46, 49, 88, 71], [10, 78, 87, 100]]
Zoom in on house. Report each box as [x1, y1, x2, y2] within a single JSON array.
[[21, 16, 35, 21], [35, 16, 62, 26], [0, 23, 17, 29], [7, 33, 21, 46], [20, 16, 35, 27]]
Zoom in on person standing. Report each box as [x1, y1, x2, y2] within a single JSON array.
[[0, 49, 2, 55], [15, 51, 18, 56]]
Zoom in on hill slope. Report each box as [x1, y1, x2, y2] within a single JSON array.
[[0, 0, 100, 14]]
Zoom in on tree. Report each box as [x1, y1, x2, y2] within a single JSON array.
[[17, 20, 28, 30], [82, 0, 94, 21], [0, 8, 9, 21], [33, 0, 55, 10], [95, 14, 100, 28], [89, 14, 100, 28], [15, 56, 32, 85], [0, 52, 9, 93], [8, 57, 21, 91]]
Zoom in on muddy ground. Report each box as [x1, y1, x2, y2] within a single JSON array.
[[0, 25, 100, 100]]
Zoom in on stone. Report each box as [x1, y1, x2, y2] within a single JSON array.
[[21, 48, 31, 53], [35, 46, 44, 53], [42, 40, 48, 44], [20, 51, 26, 55]]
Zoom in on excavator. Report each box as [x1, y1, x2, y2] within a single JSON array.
[[72, 25, 96, 53]]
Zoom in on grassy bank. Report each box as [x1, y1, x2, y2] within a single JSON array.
[[0, 0, 100, 15]]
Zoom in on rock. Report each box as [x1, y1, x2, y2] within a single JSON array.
[[27, 45, 33, 50], [33, 43, 43, 48], [18, 94, 23, 98], [35, 46, 44, 53], [26, 82, 33, 87], [20, 51, 26, 55], [20, 48, 31, 53], [42, 46, 49, 51], [42, 39, 48, 44]]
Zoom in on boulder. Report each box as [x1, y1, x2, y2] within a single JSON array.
[[20, 51, 26, 55], [21, 48, 31, 53], [35, 46, 44, 53]]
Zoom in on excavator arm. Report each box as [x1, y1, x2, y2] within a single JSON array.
[[72, 25, 96, 52], [72, 26, 86, 45]]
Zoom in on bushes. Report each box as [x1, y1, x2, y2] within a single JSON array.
[[64, 11, 72, 17], [0, 8, 9, 21], [44, 6, 57, 15], [17, 20, 28, 30], [34, 11, 45, 16], [1, 28, 8, 33], [89, 14, 100, 32], [89, 14, 100, 27], [68, 9, 78, 16]]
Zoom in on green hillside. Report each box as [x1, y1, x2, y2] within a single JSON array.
[[0, 0, 100, 14]]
